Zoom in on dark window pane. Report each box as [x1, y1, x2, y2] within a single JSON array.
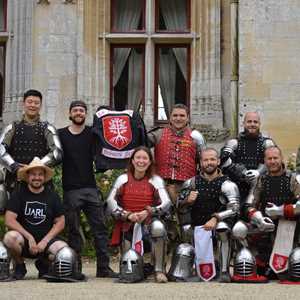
[[111, 0, 145, 32], [157, 47, 188, 120], [112, 47, 144, 111], [0, 0, 5, 31], [0, 45, 5, 116], [157, 0, 189, 32]]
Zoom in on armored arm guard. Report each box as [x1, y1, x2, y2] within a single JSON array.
[[41, 123, 63, 166], [0, 124, 19, 172], [191, 130, 206, 152], [176, 178, 195, 208], [213, 180, 240, 221], [148, 175, 172, 216], [106, 174, 130, 220]]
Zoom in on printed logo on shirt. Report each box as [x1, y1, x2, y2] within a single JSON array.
[[24, 201, 47, 225]]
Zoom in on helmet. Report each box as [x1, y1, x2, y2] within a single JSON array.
[[168, 243, 195, 281], [45, 247, 83, 282], [233, 247, 256, 277], [119, 249, 144, 283], [0, 241, 10, 281], [288, 247, 300, 281]]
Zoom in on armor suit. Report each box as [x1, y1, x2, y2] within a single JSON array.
[[0, 119, 62, 191], [232, 171, 300, 282], [106, 173, 172, 277], [220, 132, 274, 206], [176, 173, 240, 282], [0, 121, 62, 168]]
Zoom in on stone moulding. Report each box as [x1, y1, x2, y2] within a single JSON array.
[[36, 0, 50, 4]]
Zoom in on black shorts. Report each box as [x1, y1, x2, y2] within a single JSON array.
[[21, 237, 63, 259]]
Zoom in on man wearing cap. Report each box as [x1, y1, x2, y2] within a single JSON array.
[[58, 100, 116, 278], [3, 157, 67, 280], [0, 89, 62, 193]]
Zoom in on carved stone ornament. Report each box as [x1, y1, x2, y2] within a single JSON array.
[[62, 0, 76, 3]]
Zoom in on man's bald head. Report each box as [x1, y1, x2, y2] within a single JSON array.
[[243, 111, 261, 136]]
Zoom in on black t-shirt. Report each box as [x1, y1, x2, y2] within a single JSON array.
[[6, 186, 64, 242], [58, 126, 97, 191]]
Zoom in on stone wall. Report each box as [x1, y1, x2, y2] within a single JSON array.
[[239, 0, 300, 156]]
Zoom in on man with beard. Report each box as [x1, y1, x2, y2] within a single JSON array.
[[232, 146, 300, 282], [148, 104, 206, 242], [0, 89, 62, 194], [176, 148, 240, 282], [58, 100, 117, 278], [220, 112, 275, 209], [3, 157, 67, 280]]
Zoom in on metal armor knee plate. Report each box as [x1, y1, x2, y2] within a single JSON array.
[[288, 247, 300, 281], [45, 247, 83, 282], [168, 243, 195, 281], [0, 241, 10, 281], [119, 249, 144, 283]]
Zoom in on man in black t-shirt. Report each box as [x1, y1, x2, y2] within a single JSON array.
[[58, 100, 116, 278], [3, 157, 67, 280]]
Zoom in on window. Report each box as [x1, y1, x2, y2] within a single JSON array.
[[155, 0, 190, 32], [108, 0, 191, 123], [0, 0, 7, 31], [155, 45, 190, 121], [111, 0, 146, 32], [110, 45, 145, 111]]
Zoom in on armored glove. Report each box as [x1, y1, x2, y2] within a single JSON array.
[[244, 169, 260, 183], [250, 211, 275, 232], [265, 203, 284, 219]]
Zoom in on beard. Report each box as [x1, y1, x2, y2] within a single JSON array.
[[70, 115, 85, 125], [203, 165, 218, 175], [29, 180, 43, 190]]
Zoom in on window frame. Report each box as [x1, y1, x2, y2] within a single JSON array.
[[154, 43, 191, 124], [155, 0, 191, 33], [110, 0, 146, 33], [109, 44, 146, 113]]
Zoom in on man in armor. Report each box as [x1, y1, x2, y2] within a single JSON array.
[[148, 104, 206, 242], [220, 112, 275, 208], [3, 157, 69, 280], [106, 146, 172, 283], [0, 89, 62, 194], [232, 146, 300, 282], [175, 148, 240, 282]]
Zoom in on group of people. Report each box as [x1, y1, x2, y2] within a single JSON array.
[[0, 89, 300, 285]]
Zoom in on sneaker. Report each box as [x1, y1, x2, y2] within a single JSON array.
[[96, 267, 119, 278], [13, 263, 27, 280], [35, 259, 49, 279]]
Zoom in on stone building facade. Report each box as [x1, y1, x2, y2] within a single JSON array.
[[1, 0, 300, 156]]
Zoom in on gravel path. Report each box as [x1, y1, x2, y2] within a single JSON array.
[[1, 261, 299, 300]]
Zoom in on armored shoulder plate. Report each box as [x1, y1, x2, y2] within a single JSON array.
[[223, 139, 238, 153], [181, 177, 195, 190], [190, 130, 206, 147], [0, 124, 13, 144], [149, 175, 165, 189], [221, 180, 240, 202], [262, 137, 275, 149], [113, 173, 128, 189]]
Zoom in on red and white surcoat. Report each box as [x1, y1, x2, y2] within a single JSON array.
[[155, 127, 197, 181]]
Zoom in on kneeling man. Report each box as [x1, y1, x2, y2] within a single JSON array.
[[3, 157, 67, 280], [175, 148, 240, 282]]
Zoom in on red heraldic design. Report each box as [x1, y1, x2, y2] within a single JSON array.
[[199, 263, 214, 281], [102, 115, 132, 150], [271, 253, 288, 273]]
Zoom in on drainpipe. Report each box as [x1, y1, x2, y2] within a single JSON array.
[[230, 0, 239, 135]]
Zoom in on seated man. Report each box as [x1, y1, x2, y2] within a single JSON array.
[[106, 146, 172, 283], [3, 157, 68, 280], [232, 146, 300, 283], [174, 148, 240, 282]]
